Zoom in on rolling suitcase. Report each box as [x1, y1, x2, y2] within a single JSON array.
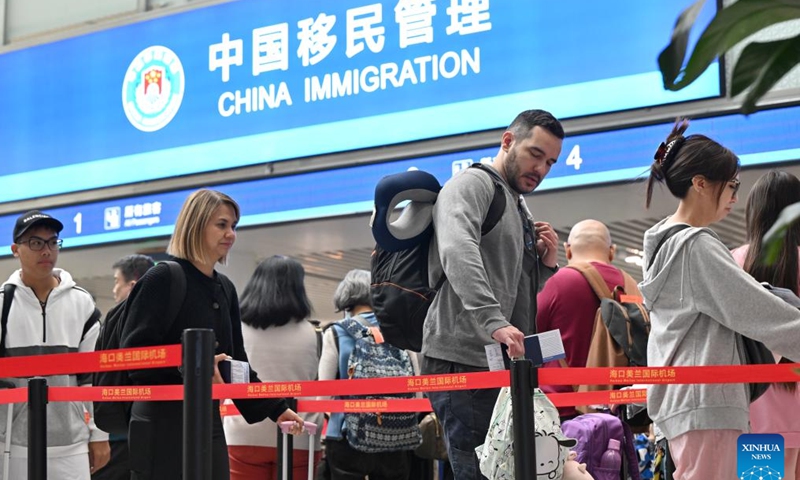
[[278, 421, 318, 480]]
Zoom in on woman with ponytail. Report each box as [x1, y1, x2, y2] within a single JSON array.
[[639, 120, 800, 479], [732, 170, 800, 480]]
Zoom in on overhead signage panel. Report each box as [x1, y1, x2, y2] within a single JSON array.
[[0, 0, 720, 203], [1, 103, 797, 257]]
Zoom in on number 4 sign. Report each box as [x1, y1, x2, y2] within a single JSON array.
[[565, 144, 582, 170]]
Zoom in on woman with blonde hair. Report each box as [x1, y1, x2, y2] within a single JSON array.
[[121, 189, 304, 479]]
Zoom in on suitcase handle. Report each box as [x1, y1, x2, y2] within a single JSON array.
[[279, 420, 318, 436]]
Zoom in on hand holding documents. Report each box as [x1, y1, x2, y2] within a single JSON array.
[[484, 329, 566, 371], [218, 359, 251, 384]]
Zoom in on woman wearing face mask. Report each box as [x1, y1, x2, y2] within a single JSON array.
[[120, 189, 304, 480], [640, 121, 800, 479]]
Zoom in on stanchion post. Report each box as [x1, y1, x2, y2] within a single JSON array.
[[183, 328, 215, 480], [285, 397, 296, 476], [27, 377, 47, 480], [511, 359, 536, 480]]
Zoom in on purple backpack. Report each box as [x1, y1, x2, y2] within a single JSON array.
[[561, 413, 641, 480]]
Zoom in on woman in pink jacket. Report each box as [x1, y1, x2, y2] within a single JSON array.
[[732, 169, 800, 480]]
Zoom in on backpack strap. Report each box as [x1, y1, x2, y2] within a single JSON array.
[[81, 307, 102, 341], [339, 316, 369, 340], [469, 162, 507, 236], [647, 224, 691, 270], [564, 262, 614, 300], [0, 284, 16, 358], [432, 163, 508, 292], [328, 323, 346, 381], [330, 324, 340, 355], [165, 261, 187, 324], [620, 271, 644, 301], [311, 320, 323, 359], [350, 314, 374, 329]]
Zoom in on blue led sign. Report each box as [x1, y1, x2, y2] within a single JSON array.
[[0, 103, 798, 256], [0, 0, 720, 203]]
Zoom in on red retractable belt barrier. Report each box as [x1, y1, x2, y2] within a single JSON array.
[[0, 344, 181, 378], [538, 363, 800, 386], [546, 389, 648, 408], [0, 346, 798, 410], [221, 399, 435, 417], [212, 370, 509, 400], [3, 345, 796, 388]]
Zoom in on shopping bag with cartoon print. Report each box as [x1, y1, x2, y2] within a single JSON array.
[[477, 387, 577, 479]]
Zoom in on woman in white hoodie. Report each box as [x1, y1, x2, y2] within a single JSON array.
[[640, 120, 800, 479]]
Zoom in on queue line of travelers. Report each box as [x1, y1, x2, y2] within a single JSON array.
[[2, 108, 800, 480]]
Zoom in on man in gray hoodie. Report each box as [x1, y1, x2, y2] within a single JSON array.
[[421, 109, 564, 480]]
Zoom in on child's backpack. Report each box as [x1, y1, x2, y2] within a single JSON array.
[[92, 261, 186, 435], [370, 163, 506, 351], [335, 314, 421, 453], [561, 413, 641, 480], [477, 387, 577, 480]]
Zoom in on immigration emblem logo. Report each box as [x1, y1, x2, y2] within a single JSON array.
[[122, 46, 184, 132]]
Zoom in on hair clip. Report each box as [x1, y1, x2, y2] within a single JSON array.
[[655, 137, 684, 167], [654, 142, 668, 164]]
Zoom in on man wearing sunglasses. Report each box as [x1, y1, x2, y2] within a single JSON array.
[[0, 210, 110, 480]]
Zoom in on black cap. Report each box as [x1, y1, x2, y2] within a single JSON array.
[[13, 210, 64, 242]]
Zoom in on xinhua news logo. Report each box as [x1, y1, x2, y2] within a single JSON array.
[[738, 433, 784, 480]]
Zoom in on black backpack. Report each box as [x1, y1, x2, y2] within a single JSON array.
[[370, 163, 507, 352], [0, 284, 16, 358], [93, 261, 186, 435]]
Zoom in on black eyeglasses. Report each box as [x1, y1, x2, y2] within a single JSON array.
[[730, 179, 741, 195], [17, 236, 62, 251]]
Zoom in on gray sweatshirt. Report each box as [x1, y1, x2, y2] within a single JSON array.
[[422, 166, 554, 367], [640, 218, 800, 440]]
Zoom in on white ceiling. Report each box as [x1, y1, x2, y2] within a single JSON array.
[[0, 163, 792, 321]]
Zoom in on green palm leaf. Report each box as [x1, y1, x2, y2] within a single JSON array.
[[731, 34, 800, 113], [660, 0, 800, 91]]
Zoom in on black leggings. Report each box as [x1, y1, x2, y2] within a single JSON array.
[[128, 400, 230, 480], [324, 438, 410, 480]]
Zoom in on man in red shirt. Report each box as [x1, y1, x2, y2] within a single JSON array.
[[536, 219, 623, 419]]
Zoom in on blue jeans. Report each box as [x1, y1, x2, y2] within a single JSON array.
[[421, 356, 500, 480]]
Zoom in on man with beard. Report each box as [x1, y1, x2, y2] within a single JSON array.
[[421, 110, 564, 480]]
